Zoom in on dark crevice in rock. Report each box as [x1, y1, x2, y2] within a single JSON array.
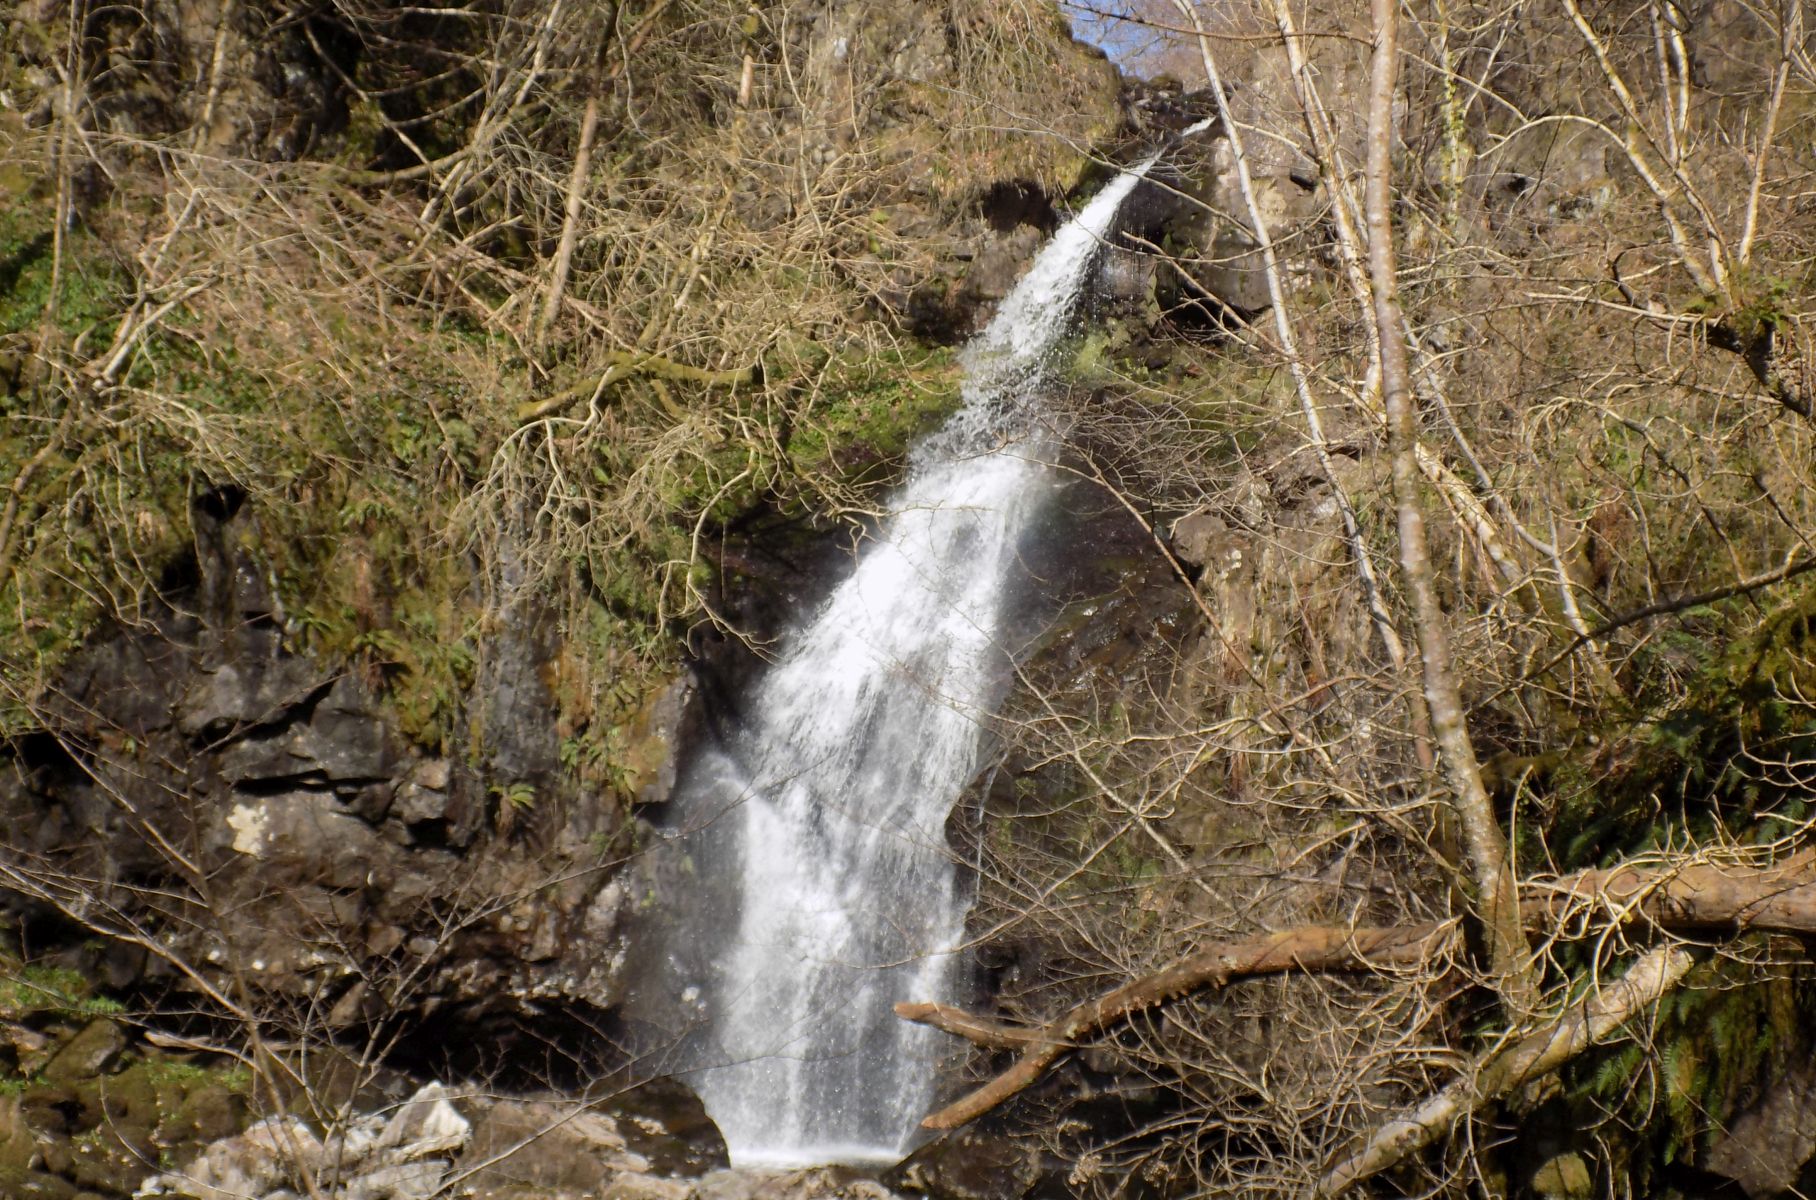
[[11, 729, 79, 776], [405, 818, 452, 849], [230, 770, 390, 796], [155, 549, 202, 601], [192, 482, 248, 524], [382, 997, 628, 1092], [980, 181, 1058, 235]]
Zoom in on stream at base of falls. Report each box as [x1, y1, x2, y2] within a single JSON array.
[[656, 150, 1166, 1167]]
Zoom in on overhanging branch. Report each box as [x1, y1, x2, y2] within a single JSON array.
[[901, 854, 1816, 1131]]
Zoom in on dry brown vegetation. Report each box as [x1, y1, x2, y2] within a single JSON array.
[[927, 0, 1816, 1195]]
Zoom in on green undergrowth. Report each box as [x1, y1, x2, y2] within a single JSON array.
[[1, 152, 968, 791], [782, 343, 961, 488], [580, 341, 961, 627], [1510, 583, 1816, 1187], [1559, 953, 1811, 1185], [1534, 582, 1816, 869], [0, 220, 506, 755]]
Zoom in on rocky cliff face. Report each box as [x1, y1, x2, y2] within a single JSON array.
[[0, 1, 1175, 1194], [2, 486, 635, 1041], [0, 0, 1136, 992]]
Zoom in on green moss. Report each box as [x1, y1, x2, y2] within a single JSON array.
[[137, 1056, 252, 1095], [781, 344, 961, 485], [0, 963, 122, 1020], [0, 178, 127, 341], [0, 216, 513, 744]]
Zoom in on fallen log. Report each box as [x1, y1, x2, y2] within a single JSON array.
[[1524, 850, 1816, 934], [899, 925, 1449, 1130], [899, 854, 1816, 1131], [1316, 945, 1695, 1195]]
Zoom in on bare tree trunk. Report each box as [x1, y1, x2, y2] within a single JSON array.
[[1168, 0, 1435, 777], [536, 9, 616, 347], [1362, 0, 1537, 1014]]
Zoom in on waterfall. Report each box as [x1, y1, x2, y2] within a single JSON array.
[[665, 152, 1162, 1166]]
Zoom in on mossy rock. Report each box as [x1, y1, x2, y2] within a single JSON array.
[[0, 1166, 81, 1200], [61, 1123, 151, 1195], [1531, 1152, 1593, 1198], [72, 1067, 161, 1142], [0, 1095, 37, 1172], [168, 1083, 244, 1146], [5, 1012, 255, 1198], [40, 1021, 123, 1088], [18, 1080, 76, 1136]]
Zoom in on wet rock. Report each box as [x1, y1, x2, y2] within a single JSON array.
[[1098, 246, 1156, 313], [604, 1077, 729, 1178], [887, 1129, 1040, 1200], [1706, 1058, 1816, 1196], [960, 227, 1047, 310], [693, 1166, 903, 1200], [457, 1097, 642, 1194], [621, 677, 696, 807], [1122, 80, 1217, 137], [1107, 88, 1324, 326]]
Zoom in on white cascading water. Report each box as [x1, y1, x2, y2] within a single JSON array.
[[672, 149, 1169, 1166]]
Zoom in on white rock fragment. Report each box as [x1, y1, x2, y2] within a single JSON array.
[[377, 1083, 472, 1160], [226, 802, 269, 855]]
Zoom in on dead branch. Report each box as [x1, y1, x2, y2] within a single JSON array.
[[1315, 945, 1694, 1196], [902, 855, 1816, 1131], [513, 350, 758, 423], [901, 925, 1448, 1130]]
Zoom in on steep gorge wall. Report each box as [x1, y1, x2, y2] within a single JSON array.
[[1, 5, 1150, 1194]]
